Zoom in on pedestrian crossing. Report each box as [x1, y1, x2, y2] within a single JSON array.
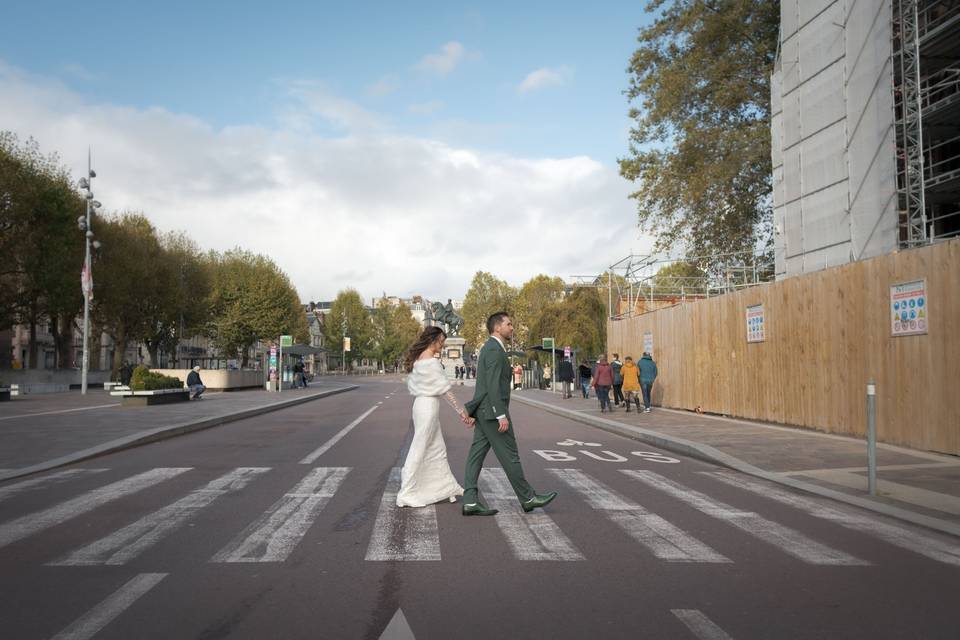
[[1, 465, 959, 569]]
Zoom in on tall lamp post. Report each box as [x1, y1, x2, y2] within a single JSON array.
[[78, 152, 102, 395]]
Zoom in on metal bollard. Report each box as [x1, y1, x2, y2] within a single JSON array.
[[867, 380, 877, 496]]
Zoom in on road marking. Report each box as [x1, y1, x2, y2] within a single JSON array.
[[0, 403, 118, 422], [50, 573, 167, 640], [366, 467, 440, 561], [548, 469, 729, 563], [0, 468, 191, 549], [708, 471, 960, 567], [378, 608, 416, 640], [622, 471, 868, 566], [671, 609, 735, 640], [212, 467, 351, 563], [300, 406, 379, 464], [51, 467, 269, 566], [479, 468, 584, 561], [0, 469, 109, 504]]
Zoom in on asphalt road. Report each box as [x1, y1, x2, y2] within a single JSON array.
[[1, 377, 958, 639]]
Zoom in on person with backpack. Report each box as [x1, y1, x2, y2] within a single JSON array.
[[577, 360, 593, 399], [591, 355, 614, 413], [620, 356, 641, 412], [611, 353, 624, 407]]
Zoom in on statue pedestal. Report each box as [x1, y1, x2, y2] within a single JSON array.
[[440, 336, 466, 381]]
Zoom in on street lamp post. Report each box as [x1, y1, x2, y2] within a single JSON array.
[[78, 151, 101, 395]]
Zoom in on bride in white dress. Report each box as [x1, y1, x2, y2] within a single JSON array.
[[398, 326, 474, 508]]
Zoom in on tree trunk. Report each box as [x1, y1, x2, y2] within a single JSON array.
[[111, 329, 127, 380], [28, 308, 38, 369]]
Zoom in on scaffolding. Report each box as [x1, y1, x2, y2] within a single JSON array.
[[894, 0, 960, 245], [573, 250, 775, 320]]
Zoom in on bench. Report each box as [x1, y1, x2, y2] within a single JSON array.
[[110, 388, 190, 406]]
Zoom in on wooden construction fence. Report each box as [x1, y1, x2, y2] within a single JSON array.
[[607, 238, 960, 455]]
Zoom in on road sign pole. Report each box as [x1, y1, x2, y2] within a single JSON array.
[[867, 381, 877, 495]]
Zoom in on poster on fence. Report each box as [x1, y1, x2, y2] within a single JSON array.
[[746, 303, 765, 343], [890, 279, 927, 336], [643, 331, 653, 355]]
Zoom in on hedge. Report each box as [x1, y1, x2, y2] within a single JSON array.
[[131, 365, 184, 391]]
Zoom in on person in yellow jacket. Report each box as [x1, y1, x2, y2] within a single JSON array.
[[619, 356, 642, 413]]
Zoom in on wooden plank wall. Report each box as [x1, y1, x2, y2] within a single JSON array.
[[607, 239, 960, 455]]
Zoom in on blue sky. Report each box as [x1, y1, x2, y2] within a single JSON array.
[[0, 1, 656, 300]]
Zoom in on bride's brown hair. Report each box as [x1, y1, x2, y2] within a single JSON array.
[[404, 326, 447, 372]]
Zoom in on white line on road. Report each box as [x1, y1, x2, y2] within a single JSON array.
[[366, 467, 441, 561], [707, 471, 960, 567], [0, 469, 109, 504], [0, 403, 119, 422], [480, 468, 584, 561], [50, 573, 167, 640], [622, 471, 868, 566], [51, 467, 270, 566], [212, 467, 351, 563], [548, 468, 729, 563], [300, 406, 379, 464], [671, 609, 735, 640], [0, 468, 191, 549]]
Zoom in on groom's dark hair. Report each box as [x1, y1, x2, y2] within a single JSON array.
[[487, 311, 510, 334]]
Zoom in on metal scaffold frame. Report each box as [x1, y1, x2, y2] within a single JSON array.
[[896, 0, 929, 246]]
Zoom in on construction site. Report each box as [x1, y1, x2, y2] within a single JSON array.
[[603, 0, 960, 455]]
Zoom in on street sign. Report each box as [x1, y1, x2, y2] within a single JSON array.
[[542, 337, 554, 349], [280, 335, 293, 347]]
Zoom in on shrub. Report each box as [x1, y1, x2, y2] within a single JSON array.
[[130, 365, 184, 391]]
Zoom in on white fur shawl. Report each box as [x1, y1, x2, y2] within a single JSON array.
[[407, 358, 451, 397]]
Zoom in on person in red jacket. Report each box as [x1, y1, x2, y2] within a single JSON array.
[[591, 355, 614, 413]]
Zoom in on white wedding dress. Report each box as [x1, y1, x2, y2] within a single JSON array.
[[397, 358, 465, 507]]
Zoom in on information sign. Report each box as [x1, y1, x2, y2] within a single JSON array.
[[643, 332, 654, 354], [891, 279, 927, 336], [746, 304, 765, 343]]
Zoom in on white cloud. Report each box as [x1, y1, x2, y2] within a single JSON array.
[[0, 60, 651, 302], [366, 75, 398, 97], [415, 41, 465, 76], [407, 100, 444, 115], [518, 65, 574, 93]]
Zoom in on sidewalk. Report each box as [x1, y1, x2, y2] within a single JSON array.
[[514, 388, 960, 538], [0, 383, 356, 482]]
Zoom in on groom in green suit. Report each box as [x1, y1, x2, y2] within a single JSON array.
[[462, 312, 558, 516]]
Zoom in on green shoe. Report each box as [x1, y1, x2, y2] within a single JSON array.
[[462, 503, 499, 516], [521, 491, 558, 513]]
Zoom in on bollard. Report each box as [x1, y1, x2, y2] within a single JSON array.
[[867, 380, 877, 496]]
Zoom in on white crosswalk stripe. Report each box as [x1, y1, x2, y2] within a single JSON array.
[[365, 467, 441, 561], [707, 471, 960, 567], [548, 468, 729, 563], [212, 467, 351, 563], [622, 470, 869, 565], [300, 406, 379, 464], [0, 468, 191, 550], [50, 573, 167, 640], [50, 468, 270, 566], [671, 609, 735, 640], [0, 469, 108, 504], [479, 468, 584, 561]]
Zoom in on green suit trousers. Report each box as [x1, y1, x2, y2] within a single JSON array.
[[463, 415, 534, 504]]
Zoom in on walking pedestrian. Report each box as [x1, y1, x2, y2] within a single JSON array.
[[592, 355, 614, 412], [543, 363, 552, 390], [620, 356, 641, 412], [557, 357, 574, 399], [638, 352, 658, 413], [461, 312, 558, 516], [512, 363, 523, 390], [578, 360, 592, 399], [611, 353, 624, 407]]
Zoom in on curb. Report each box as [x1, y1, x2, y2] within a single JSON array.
[[0, 385, 358, 483], [514, 394, 960, 539]]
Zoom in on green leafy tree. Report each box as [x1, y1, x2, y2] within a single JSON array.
[[322, 289, 374, 369], [460, 271, 517, 352], [619, 0, 779, 268], [93, 213, 166, 376], [512, 275, 565, 349], [0, 133, 85, 367], [371, 299, 422, 371], [207, 249, 308, 365], [530, 287, 607, 360]]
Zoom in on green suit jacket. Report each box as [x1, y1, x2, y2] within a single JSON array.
[[464, 336, 511, 421]]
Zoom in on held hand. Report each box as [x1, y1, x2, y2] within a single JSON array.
[[464, 416, 476, 428], [498, 417, 509, 433]]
